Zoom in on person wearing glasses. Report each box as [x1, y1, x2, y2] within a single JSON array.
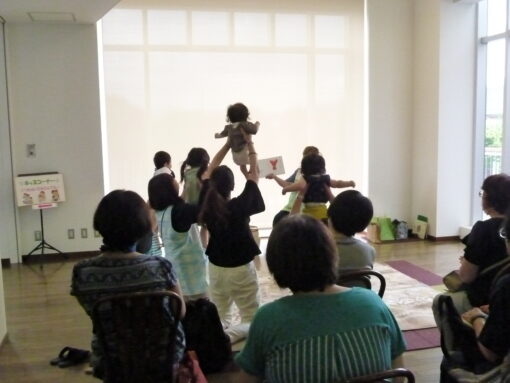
[[432, 174, 510, 349], [441, 206, 510, 381]]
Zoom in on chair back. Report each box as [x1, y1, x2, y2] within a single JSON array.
[[91, 291, 182, 383], [337, 269, 386, 297], [344, 368, 415, 383]]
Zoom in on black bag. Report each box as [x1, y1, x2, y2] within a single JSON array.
[[437, 295, 486, 369], [182, 298, 232, 374]]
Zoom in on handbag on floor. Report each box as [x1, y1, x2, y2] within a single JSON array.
[[182, 298, 232, 374], [443, 271, 465, 292], [443, 256, 510, 293]]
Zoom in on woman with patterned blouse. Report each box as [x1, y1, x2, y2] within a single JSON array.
[[71, 190, 186, 379]]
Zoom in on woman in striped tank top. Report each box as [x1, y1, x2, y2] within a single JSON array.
[[235, 215, 406, 383]]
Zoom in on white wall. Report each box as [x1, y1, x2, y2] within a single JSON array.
[[6, 24, 104, 256], [0, 22, 8, 343], [367, 0, 414, 223], [0, 22, 18, 263], [412, 0, 441, 235], [410, 0, 476, 237], [367, 0, 476, 237], [436, 0, 476, 235]]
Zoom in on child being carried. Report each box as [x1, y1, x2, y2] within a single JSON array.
[[283, 153, 355, 222], [215, 102, 260, 166]]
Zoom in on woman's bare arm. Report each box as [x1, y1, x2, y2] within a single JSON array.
[[391, 354, 405, 383], [330, 179, 356, 188], [459, 256, 479, 283], [282, 178, 306, 194], [462, 308, 500, 363], [169, 282, 186, 319], [266, 173, 292, 188], [201, 141, 231, 181]]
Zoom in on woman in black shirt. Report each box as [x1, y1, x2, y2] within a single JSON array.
[[199, 138, 265, 343], [433, 173, 510, 358]]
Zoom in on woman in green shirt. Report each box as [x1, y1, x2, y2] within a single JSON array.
[[235, 215, 406, 383]]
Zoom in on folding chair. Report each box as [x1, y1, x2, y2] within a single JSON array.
[[337, 269, 386, 297], [344, 367, 415, 383], [91, 291, 182, 383]]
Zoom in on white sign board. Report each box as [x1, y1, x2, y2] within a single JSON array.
[[258, 156, 285, 178], [14, 173, 66, 208]]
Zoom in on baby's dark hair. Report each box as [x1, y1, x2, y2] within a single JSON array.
[[328, 190, 374, 237], [227, 103, 250, 123], [302, 146, 319, 157], [301, 154, 326, 177], [153, 151, 171, 170], [180, 148, 210, 183]]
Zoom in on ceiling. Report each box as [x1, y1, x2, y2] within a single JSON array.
[[0, 0, 120, 24]]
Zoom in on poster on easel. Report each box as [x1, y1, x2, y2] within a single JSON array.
[[14, 172, 65, 209]]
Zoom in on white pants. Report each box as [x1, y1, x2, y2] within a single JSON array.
[[209, 261, 260, 341]]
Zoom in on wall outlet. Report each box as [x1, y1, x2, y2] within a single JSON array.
[[68, 229, 75, 239], [34, 230, 42, 241], [81, 228, 88, 238], [94, 230, 101, 238], [27, 144, 36, 158]]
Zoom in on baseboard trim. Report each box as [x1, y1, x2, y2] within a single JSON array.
[[427, 235, 460, 242], [1, 259, 10, 268], [21, 250, 100, 264]]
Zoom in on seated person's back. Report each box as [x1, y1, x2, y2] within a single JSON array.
[[235, 215, 405, 383], [70, 190, 186, 378], [328, 190, 376, 272], [238, 287, 403, 382]]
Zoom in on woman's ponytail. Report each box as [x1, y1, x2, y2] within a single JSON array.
[[198, 165, 233, 229], [180, 159, 188, 183]]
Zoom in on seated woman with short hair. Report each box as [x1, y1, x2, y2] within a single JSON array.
[[460, 212, 510, 365], [71, 190, 186, 378], [235, 215, 406, 383]]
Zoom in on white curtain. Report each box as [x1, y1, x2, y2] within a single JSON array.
[[101, 0, 364, 228]]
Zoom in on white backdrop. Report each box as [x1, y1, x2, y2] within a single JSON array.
[[101, 0, 364, 228]]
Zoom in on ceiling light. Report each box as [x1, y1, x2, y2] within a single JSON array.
[[28, 12, 76, 23]]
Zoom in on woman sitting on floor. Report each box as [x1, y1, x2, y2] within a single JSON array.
[[235, 214, 406, 383], [70, 190, 186, 379]]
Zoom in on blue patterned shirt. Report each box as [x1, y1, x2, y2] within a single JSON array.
[[71, 254, 186, 370]]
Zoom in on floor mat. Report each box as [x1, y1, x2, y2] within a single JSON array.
[[403, 327, 440, 351]]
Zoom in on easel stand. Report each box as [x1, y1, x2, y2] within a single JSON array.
[[25, 209, 68, 265]]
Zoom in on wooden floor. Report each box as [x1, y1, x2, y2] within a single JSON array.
[[0, 240, 462, 383]]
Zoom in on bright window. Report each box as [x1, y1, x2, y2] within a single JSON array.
[[475, 0, 509, 219], [100, 3, 364, 228], [147, 10, 187, 45]]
